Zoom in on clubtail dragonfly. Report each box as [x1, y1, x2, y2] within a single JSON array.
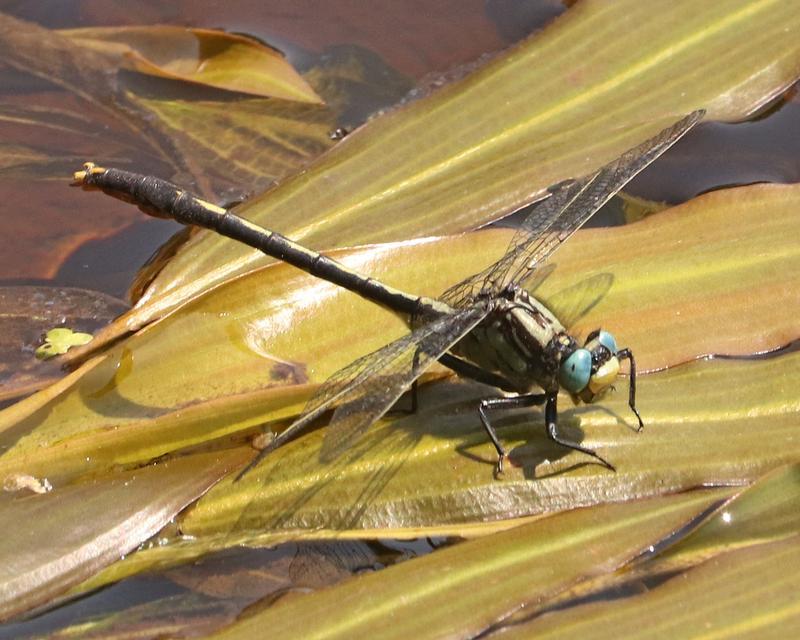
[[73, 109, 703, 479]]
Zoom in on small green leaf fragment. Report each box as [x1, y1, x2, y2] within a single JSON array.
[[35, 327, 93, 360]]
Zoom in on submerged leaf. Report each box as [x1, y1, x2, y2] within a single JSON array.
[[0, 286, 128, 401], [129, 96, 334, 195], [61, 25, 323, 103], [0, 11, 341, 214], [0, 450, 246, 622]]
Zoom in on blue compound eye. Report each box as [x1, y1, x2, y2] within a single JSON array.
[[558, 348, 592, 393], [597, 330, 617, 354]]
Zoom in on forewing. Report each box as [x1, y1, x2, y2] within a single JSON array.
[[237, 305, 489, 478], [320, 305, 489, 461], [535, 272, 614, 329], [439, 180, 584, 308], [440, 110, 704, 307]]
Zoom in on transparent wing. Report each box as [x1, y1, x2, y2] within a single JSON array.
[[320, 308, 489, 461], [440, 110, 704, 308], [534, 272, 614, 329], [237, 305, 490, 477]]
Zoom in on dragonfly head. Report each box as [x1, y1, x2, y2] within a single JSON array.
[[557, 329, 620, 402]]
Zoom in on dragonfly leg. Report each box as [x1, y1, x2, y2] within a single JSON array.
[[409, 380, 419, 413], [479, 393, 547, 477], [439, 353, 519, 392], [408, 346, 421, 413], [616, 348, 644, 432], [545, 394, 616, 471], [407, 312, 421, 413]]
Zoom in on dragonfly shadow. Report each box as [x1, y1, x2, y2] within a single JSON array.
[[453, 400, 618, 479], [519, 400, 640, 479], [230, 381, 637, 535], [250, 416, 423, 532], [534, 271, 615, 329]]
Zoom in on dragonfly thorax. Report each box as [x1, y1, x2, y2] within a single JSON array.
[[450, 286, 624, 403], [451, 288, 572, 394]]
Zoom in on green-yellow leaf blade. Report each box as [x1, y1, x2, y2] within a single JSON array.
[[203, 491, 723, 640], [0, 183, 796, 502], [497, 537, 800, 639], [120, 0, 800, 336]]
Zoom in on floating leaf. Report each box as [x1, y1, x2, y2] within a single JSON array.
[[61, 26, 323, 103], [1, 3, 799, 627], [182, 349, 800, 536], [642, 463, 800, 572], [100, 0, 800, 342], [496, 537, 800, 639], [0, 182, 796, 498], [202, 491, 725, 639], [65, 465, 800, 635], [496, 461, 800, 628]]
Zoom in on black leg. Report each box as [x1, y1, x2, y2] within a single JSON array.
[[439, 353, 519, 392], [545, 394, 616, 471], [407, 312, 421, 414], [409, 349, 420, 413], [616, 348, 644, 431], [478, 393, 547, 477]]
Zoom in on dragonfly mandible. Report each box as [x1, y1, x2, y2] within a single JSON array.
[[73, 109, 704, 478]]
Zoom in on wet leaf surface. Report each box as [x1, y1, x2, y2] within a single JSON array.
[[495, 537, 800, 639], [0, 1, 799, 631], [653, 464, 800, 568], [182, 349, 800, 536], [0, 179, 791, 609], [53, 463, 800, 638], [491, 461, 800, 633]]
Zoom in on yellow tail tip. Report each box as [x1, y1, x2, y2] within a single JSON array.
[[72, 162, 106, 185]]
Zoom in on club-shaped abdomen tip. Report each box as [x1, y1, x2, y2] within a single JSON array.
[[72, 162, 105, 185]]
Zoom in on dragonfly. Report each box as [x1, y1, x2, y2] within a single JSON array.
[[73, 109, 703, 479]]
